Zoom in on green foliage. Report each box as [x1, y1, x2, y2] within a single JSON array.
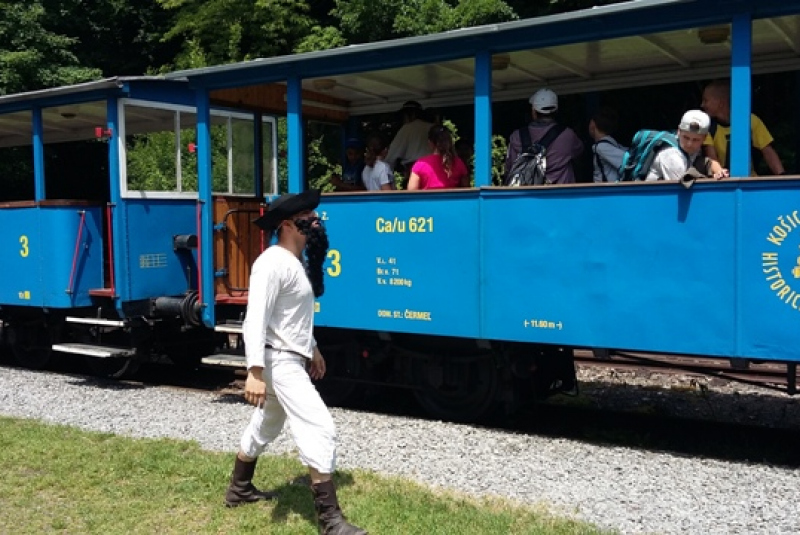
[[125, 124, 228, 193], [294, 25, 347, 54], [491, 133, 508, 185], [331, 0, 517, 43], [157, 0, 315, 66], [0, 2, 100, 95], [40, 0, 180, 77]]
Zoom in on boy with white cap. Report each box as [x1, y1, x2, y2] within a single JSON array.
[[504, 88, 584, 184], [646, 109, 725, 181]]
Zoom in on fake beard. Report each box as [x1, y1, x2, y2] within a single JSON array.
[[295, 219, 330, 298]]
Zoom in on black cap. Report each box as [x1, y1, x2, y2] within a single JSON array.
[[252, 189, 321, 231]]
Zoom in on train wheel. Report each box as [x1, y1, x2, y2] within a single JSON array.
[[84, 356, 140, 379], [411, 351, 500, 423], [9, 320, 57, 370], [315, 340, 364, 408]]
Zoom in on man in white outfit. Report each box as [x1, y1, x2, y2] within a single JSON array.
[[224, 189, 367, 535]]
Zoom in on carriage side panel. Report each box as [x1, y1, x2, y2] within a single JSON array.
[[122, 199, 198, 301], [0, 204, 103, 308], [315, 192, 481, 339], [738, 180, 800, 361], [480, 184, 738, 357]]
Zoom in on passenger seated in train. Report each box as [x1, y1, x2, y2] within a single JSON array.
[[406, 124, 470, 190], [646, 110, 725, 182], [361, 134, 394, 191], [504, 88, 584, 184], [589, 107, 626, 183], [328, 137, 365, 191], [701, 79, 786, 177]]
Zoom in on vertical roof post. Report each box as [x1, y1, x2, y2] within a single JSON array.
[[474, 50, 493, 188], [195, 87, 216, 328], [730, 12, 752, 178], [287, 75, 304, 193], [32, 107, 46, 201]]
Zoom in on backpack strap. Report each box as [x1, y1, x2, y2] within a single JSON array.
[[518, 124, 533, 151], [593, 139, 612, 182], [538, 124, 566, 149]]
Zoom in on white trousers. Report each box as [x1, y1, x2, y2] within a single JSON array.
[[239, 350, 337, 474]]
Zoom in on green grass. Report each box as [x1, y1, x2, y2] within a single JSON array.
[[0, 416, 613, 534]]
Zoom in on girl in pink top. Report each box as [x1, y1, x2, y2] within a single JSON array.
[[407, 125, 470, 190]]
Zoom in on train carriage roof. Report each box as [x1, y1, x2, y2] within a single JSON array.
[[0, 0, 797, 121], [162, 0, 800, 115]]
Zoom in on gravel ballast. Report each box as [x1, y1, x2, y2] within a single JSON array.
[[2, 365, 799, 535]]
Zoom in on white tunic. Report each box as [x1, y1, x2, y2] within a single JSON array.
[[385, 119, 434, 169], [242, 245, 316, 370]]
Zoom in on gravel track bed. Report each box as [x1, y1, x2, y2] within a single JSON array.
[[2, 364, 799, 535]]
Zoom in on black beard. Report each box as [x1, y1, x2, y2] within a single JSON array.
[[295, 219, 329, 298]]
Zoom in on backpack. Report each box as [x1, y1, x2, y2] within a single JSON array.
[[617, 129, 680, 181], [504, 124, 566, 186]]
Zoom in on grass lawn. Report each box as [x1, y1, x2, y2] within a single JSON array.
[[0, 416, 613, 534]]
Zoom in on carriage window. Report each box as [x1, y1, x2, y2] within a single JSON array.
[[261, 116, 278, 195], [0, 111, 34, 202], [122, 100, 277, 197], [41, 101, 108, 201]]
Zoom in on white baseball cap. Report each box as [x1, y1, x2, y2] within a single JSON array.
[[679, 109, 710, 135], [529, 88, 558, 113]]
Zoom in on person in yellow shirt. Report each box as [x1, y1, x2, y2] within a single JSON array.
[[701, 79, 785, 176]]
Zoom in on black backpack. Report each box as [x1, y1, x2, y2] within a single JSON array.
[[504, 124, 566, 186]]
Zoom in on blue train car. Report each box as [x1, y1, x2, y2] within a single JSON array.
[[2, 0, 800, 420]]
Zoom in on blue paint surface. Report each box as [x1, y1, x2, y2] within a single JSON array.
[[0, 205, 103, 308], [311, 181, 800, 362], [314, 192, 480, 338], [122, 200, 198, 301]]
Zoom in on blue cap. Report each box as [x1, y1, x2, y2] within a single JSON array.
[[345, 137, 363, 149]]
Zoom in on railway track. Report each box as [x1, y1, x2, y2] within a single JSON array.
[[574, 349, 799, 394], [128, 350, 800, 398]]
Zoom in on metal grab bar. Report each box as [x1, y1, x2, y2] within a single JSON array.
[[66, 210, 86, 295]]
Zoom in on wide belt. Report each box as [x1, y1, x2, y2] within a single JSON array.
[[265, 344, 308, 359]]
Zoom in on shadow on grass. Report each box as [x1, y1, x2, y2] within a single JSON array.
[[261, 471, 357, 527]]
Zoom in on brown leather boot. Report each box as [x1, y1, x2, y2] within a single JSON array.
[[311, 479, 367, 535], [224, 456, 277, 507]]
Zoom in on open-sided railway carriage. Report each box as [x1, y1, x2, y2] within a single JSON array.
[[1, 0, 800, 421]]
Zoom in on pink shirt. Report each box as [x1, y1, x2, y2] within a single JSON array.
[[411, 154, 468, 189]]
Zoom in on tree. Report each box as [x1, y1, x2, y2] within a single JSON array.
[[327, 0, 517, 46], [0, 2, 100, 95], [157, 0, 315, 67], [40, 0, 181, 77]]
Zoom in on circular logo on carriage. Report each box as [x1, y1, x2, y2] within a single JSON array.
[[763, 211, 800, 311]]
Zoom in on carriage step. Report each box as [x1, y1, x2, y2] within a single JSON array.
[[201, 353, 246, 368], [88, 288, 115, 298], [52, 343, 135, 359], [214, 323, 243, 334], [66, 316, 125, 327]]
